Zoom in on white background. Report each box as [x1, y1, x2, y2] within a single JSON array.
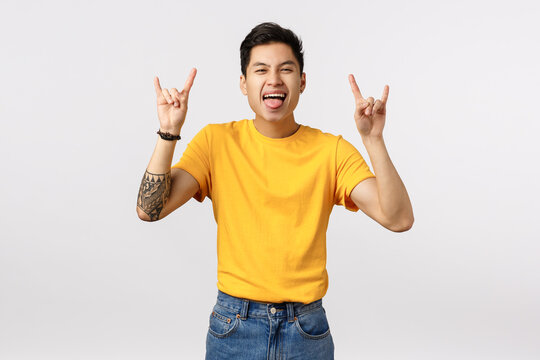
[[1, 0, 539, 359]]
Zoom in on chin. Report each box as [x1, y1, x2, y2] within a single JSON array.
[[259, 109, 294, 122]]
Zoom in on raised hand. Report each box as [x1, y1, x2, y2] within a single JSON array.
[[154, 68, 197, 135], [348, 74, 389, 138]]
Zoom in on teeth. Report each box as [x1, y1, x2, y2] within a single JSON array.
[[263, 93, 286, 100]]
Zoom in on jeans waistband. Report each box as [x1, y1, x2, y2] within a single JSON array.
[[215, 290, 323, 322]]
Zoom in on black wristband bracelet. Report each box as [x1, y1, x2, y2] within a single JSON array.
[[157, 129, 181, 141]]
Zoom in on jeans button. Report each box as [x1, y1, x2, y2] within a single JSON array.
[[270, 307, 276, 314]]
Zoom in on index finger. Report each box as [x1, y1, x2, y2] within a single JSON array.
[[154, 76, 164, 97], [381, 84, 389, 104], [183, 67, 197, 93], [348, 74, 364, 101]]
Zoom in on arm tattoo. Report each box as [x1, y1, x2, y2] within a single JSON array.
[[137, 170, 171, 221]]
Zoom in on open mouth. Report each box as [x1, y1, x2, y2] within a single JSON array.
[[262, 93, 287, 109]]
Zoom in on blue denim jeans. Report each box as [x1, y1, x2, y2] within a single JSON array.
[[205, 289, 334, 360]]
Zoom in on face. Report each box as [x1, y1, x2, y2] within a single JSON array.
[[240, 42, 306, 123]]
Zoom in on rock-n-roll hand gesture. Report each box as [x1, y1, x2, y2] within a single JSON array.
[[153, 68, 197, 135], [348, 74, 389, 138]]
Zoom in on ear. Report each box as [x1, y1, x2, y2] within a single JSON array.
[[240, 74, 248, 95], [300, 72, 306, 93]]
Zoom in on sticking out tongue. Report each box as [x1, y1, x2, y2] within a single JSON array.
[[264, 98, 283, 109]]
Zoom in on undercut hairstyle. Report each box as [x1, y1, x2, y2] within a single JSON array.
[[240, 22, 304, 77]]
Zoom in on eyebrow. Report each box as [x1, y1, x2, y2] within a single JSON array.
[[252, 60, 297, 68]]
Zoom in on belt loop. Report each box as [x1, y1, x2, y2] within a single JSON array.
[[240, 299, 249, 320], [286, 302, 295, 323]]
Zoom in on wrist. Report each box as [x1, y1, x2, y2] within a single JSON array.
[[159, 127, 181, 136], [157, 129, 181, 141], [361, 134, 384, 146]]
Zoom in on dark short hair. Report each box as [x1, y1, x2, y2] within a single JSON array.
[[240, 22, 304, 77]]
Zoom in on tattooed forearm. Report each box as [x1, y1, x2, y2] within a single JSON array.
[[137, 170, 171, 221]]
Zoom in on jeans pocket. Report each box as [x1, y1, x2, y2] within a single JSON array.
[[207, 305, 240, 339], [294, 306, 331, 340]]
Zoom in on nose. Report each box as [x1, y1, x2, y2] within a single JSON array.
[[267, 69, 283, 85]]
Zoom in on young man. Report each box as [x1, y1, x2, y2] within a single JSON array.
[[137, 22, 413, 360]]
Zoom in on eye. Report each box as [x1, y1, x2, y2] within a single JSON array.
[[282, 68, 293, 72], [255, 69, 266, 73]]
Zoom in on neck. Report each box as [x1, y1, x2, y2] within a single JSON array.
[[253, 113, 300, 139]]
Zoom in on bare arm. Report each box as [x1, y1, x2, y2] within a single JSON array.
[[137, 167, 199, 221], [348, 74, 414, 232], [350, 139, 413, 232], [136, 68, 198, 221], [136, 137, 199, 221]]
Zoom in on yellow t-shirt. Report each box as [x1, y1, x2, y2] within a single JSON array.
[[172, 119, 375, 304]]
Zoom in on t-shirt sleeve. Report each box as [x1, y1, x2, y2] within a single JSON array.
[[334, 136, 376, 212], [171, 125, 212, 202]]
